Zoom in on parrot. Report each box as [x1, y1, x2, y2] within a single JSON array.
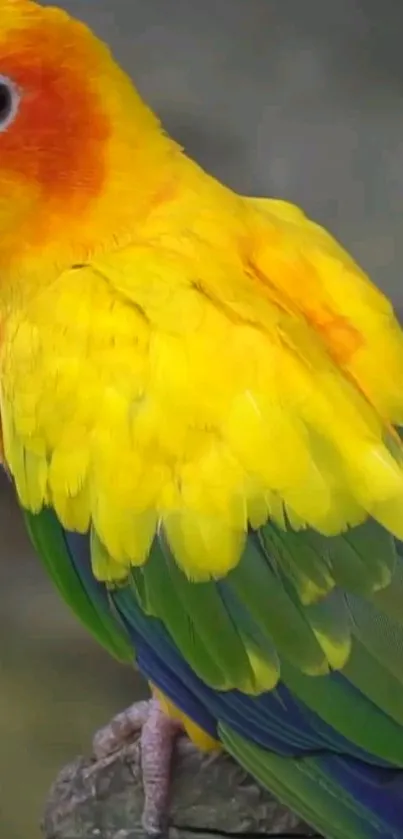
[[3, 1, 403, 837]]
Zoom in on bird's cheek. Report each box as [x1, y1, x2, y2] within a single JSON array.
[[0, 171, 40, 243]]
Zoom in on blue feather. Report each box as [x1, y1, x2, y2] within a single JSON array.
[[39, 518, 403, 838], [61, 528, 399, 765]]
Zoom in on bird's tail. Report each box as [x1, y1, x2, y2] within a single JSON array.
[[221, 724, 403, 839]]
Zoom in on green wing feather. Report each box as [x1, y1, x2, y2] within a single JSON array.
[[22, 502, 403, 839], [121, 516, 403, 761], [219, 725, 375, 839], [24, 508, 133, 663]]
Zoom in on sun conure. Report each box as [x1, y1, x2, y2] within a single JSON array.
[[2, 2, 403, 837]]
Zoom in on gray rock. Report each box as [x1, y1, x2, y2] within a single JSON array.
[[42, 739, 318, 839]]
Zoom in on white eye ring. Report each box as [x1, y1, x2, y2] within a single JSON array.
[[0, 75, 21, 133]]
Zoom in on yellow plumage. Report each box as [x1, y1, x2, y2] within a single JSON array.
[[1, 1, 403, 584], [152, 686, 220, 751]]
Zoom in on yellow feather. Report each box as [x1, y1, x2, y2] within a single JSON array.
[[306, 610, 352, 671], [51, 489, 91, 534], [91, 530, 129, 583], [163, 511, 246, 580], [152, 686, 220, 751], [0, 2, 403, 584]]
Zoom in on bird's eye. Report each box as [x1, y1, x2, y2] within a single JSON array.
[[0, 76, 20, 133]]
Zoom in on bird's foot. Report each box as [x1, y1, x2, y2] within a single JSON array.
[[93, 698, 183, 836]]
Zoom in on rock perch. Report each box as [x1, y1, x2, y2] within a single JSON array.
[[42, 737, 320, 839]]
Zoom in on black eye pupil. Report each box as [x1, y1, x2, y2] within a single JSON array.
[[0, 83, 12, 123]]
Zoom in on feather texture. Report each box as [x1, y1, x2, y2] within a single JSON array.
[[23, 500, 403, 837], [2, 5, 403, 838], [2, 225, 403, 582]]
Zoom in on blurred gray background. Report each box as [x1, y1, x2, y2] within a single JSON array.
[[2, 1, 403, 836]]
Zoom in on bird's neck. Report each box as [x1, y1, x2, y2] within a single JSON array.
[[0, 124, 183, 310]]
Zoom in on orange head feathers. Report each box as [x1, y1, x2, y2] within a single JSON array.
[[0, 0, 177, 272]]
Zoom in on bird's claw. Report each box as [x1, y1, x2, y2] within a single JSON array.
[[93, 697, 183, 836]]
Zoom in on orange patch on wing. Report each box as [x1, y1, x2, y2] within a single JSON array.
[[0, 18, 110, 210], [304, 306, 364, 365], [252, 259, 364, 366]]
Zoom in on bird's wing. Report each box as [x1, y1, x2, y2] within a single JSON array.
[[4, 219, 403, 837], [24, 506, 133, 663]]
